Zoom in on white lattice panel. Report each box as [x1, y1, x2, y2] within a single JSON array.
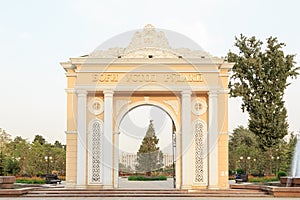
[[193, 119, 208, 184], [88, 119, 103, 184]]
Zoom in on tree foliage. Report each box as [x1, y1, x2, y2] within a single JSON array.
[[33, 135, 46, 145], [136, 120, 163, 176], [0, 129, 66, 176], [229, 126, 296, 176], [228, 35, 299, 149]]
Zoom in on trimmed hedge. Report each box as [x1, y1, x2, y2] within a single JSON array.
[[249, 177, 279, 183], [128, 175, 167, 181], [16, 178, 45, 184]]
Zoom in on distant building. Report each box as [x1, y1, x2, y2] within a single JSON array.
[[163, 154, 173, 167], [119, 152, 137, 171], [119, 152, 173, 170]]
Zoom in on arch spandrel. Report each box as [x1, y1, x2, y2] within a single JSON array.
[[114, 98, 180, 133]]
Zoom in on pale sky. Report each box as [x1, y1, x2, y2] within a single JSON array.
[[0, 0, 299, 145]]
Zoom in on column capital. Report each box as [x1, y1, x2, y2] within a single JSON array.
[[208, 90, 218, 97], [114, 131, 120, 135], [103, 90, 114, 96], [181, 90, 192, 96], [65, 88, 75, 94], [65, 130, 77, 134], [76, 89, 88, 96]]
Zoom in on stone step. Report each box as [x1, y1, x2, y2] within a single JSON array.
[[28, 188, 264, 193], [24, 189, 270, 197], [24, 193, 271, 198]]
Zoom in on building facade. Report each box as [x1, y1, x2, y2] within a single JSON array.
[[61, 25, 233, 189], [119, 153, 138, 171], [119, 152, 173, 171]]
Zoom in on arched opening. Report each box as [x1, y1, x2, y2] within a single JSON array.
[[117, 105, 176, 189]]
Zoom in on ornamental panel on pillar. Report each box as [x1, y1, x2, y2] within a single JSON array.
[[88, 119, 104, 185], [192, 119, 208, 186]]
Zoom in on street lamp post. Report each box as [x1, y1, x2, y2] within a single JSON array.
[[45, 156, 52, 174], [172, 129, 176, 189], [276, 156, 280, 174], [271, 156, 275, 175], [239, 156, 244, 174], [247, 157, 251, 174]]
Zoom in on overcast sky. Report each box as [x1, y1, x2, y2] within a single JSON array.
[[0, 0, 299, 146]]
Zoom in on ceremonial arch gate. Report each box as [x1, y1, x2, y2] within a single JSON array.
[[61, 25, 233, 189]]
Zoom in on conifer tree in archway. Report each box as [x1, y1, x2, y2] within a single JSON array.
[[136, 120, 163, 176]]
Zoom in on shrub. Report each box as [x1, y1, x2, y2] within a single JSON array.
[[277, 171, 287, 179], [128, 175, 167, 181], [249, 176, 278, 183], [16, 177, 45, 184], [236, 168, 245, 174]]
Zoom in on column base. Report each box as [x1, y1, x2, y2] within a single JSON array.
[[208, 185, 219, 189], [103, 185, 114, 189], [181, 185, 192, 190]]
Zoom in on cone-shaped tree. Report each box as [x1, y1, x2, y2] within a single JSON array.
[[136, 120, 162, 176]]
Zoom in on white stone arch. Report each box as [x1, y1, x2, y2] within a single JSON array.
[[115, 100, 180, 132], [192, 118, 208, 186], [88, 118, 104, 185]]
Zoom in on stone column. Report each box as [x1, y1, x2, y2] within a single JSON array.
[[113, 131, 120, 188], [175, 131, 181, 189], [181, 90, 192, 189], [208, 91, 219, 188], [102, 90, 114, 188], [76, 90, 87, 186]]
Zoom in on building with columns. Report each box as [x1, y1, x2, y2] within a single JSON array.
[[61, 24, 233, 189]]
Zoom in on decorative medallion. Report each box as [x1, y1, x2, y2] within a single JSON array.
[[88, 98, 104, 115], [191, 98, 207, 116]]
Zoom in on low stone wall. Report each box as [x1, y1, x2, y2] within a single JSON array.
[[280, 177, 300, 187], [0, 176, 16, 189]]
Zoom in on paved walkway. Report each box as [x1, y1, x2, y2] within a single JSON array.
[[118, 177, 174, 189], [2, 197, 300, 200], [3, 179, 300, 199]]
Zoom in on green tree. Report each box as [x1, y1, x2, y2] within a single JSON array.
[[136, 120, 162, 176], [229, 126, 258, 174], [33, 135, 46, 145], [50, 145, 66, 175], [228, 35, 299, 149], [27, 141, 45, 175], [229, 125, 296, 176], [0, 128, 12, 175], [7, 136, 30, 175]]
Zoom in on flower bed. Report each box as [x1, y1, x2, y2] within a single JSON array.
[[16, 177, 45, 184]]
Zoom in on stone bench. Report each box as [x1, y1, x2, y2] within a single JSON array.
[[45, 174, 61, 184], [0, 176, 16, 189], [235, 174, 248, 183]]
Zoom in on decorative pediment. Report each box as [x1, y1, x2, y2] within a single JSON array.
[[89, 24, 213, 59], [125, 24, 171, 52]]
